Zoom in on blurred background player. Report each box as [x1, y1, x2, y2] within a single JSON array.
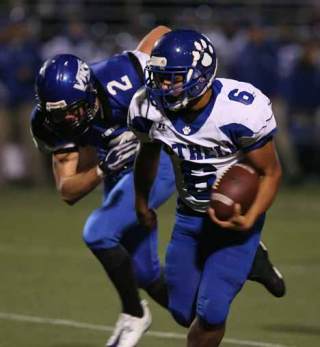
[[31, 26, 175, 347], [0, 15, 45, 185], [129, 29, 282, 347]]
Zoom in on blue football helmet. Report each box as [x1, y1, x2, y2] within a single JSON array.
[[35, 54, 97, 139], [145, 29, 217, 111]]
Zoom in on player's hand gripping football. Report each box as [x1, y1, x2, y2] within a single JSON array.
[[137, 208, 158, 231], [208, 204, 256, 232]]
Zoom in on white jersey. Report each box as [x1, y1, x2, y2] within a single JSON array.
[[128, 78, 277, 212]]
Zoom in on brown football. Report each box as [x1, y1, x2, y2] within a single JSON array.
[[210, 163, 260, 221]]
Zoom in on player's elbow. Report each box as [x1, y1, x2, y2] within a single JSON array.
[[57, 183, 79, 206], [62, 197, 78, 206], [60, 192, 78, 206]]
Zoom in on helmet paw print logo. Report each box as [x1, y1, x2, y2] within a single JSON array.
[[192, 39, 214, 68]]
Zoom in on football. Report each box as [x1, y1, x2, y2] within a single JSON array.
[[210, 163, 260, 221]]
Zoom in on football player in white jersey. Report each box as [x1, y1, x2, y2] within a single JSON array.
[[128, 29, 282, 347]]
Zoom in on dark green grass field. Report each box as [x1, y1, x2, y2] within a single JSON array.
[[0, 184, 319, 347]]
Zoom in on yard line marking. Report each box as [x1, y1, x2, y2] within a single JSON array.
[[0, 311, 292, 347]]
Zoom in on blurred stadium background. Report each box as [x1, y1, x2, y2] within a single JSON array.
[[0, 1, 319, 347]]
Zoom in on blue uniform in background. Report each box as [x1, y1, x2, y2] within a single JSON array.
[[31, 51, 175, 288]]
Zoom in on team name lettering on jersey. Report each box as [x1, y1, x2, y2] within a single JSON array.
[[171, 143, 234, 160]]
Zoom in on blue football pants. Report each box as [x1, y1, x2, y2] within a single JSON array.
[[83, 151, 175, 288], [165, 210, 265, 326]]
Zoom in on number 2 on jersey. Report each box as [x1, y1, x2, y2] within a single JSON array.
[[107, 75, 133, 96]]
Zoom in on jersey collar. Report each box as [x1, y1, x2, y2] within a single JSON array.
[[164, 79, 222, 136]]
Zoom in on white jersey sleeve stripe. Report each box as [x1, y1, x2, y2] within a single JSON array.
[[242, 128, 277, 152]]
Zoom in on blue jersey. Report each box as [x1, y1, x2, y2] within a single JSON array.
[[31, 50, 149, 179], [31, 50, 177, 292]]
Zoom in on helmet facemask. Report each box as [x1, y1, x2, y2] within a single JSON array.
[[145, 63, 216, 112], [44, 92, 97, 140]]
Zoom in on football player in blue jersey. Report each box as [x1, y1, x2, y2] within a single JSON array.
[[31, 26, 174, 347], [129, 29, 283, 347]]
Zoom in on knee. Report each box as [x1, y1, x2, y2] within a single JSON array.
[[187, 318, 226, 347], [169, 305, 194, 328], [82, 225, 100, 248], [129, 230, 161, 288], [82, 211, 118, 250], [198, 296, 229, 326], [132, 252, 160, 288], [135, 266, 160, 288]]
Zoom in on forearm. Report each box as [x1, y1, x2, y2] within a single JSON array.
[[134, 143, 161, 212], [136, 25, 171, 54], [247, 169, 282, 219], [245, 140, 282, 220], [55, 166, 102, 205]]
